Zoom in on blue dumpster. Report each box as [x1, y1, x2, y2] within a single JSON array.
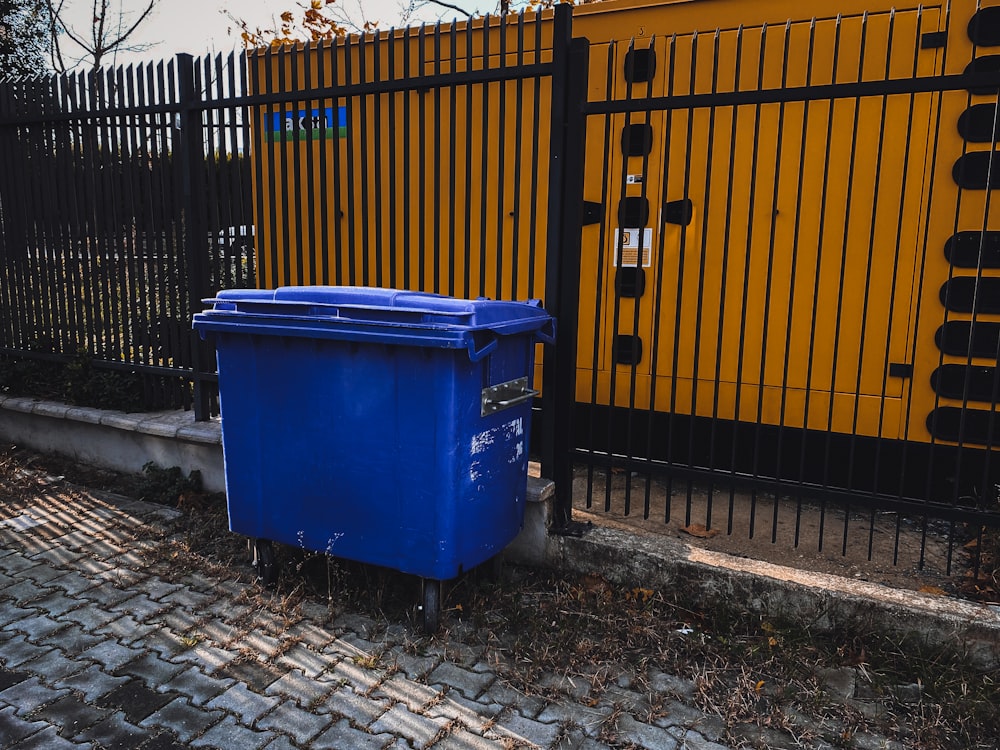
[[193, 286, 554, 630]]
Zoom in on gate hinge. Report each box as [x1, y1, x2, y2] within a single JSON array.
[[582, 201, 603, 226]]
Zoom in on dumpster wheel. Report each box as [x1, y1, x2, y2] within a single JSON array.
[[420, 579, 441, 633], [250, 538, 279, 587]]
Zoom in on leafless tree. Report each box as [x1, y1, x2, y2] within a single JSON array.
[[45, 0, 158, 71]]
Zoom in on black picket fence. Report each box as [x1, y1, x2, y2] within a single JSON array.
[[2, 6, 1000, 580]]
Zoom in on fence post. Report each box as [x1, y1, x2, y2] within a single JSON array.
[[541, 8, 588, 528], [177, 54, 212, 420]]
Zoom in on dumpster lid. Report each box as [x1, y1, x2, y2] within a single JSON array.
[[193, 286, 555, 361]]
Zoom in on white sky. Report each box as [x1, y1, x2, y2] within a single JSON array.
[[58, 0, 491, 68]]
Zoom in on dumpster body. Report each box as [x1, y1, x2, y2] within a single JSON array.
[[193, 287, 554, 588]]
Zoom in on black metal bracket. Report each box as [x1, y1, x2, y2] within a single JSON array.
[[582, 200, 603, 226], [888, 363, 913, 378]]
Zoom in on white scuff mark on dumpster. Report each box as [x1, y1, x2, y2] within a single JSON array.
[[509, 440, 525, 464], [471, 428, 496, 455]]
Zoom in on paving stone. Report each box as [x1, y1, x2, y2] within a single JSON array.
[[385, 647, 440, 680], [368, 702, 449, 747], [140, 630, 190, 661], [255, 701, 333, 744], [21, 590, 83, 618], [74, 583, 135, 609], [318, 685, 390, 725], [435, 728, 507, 749], [273, 642, 334, 678], [160, 666, 233, 706], [261, 735, 306, 750], [422, 690, 501, 734], [8, 723, 84, 750], [107, 594, 168, 621], [0, 552, 43, 575], [17, 562, 67, 586], [189, 715, 277, 749], [612, 714, 681, 750], [0, 704, 49, 746], [96, 614, 159, 645], [492, 711, 566, 749], [311, 717, 396, 750], [96, 679, 178, 723], [34, 623, 104, 657], [669, 729, 732, 750], [169, 642, 239, 673], [161, 588, 218, 611], [264, 667, 333, 707], [77, 709, 157, 749], [112, 651, 187, 686], [205, 681, 280, 724], [18, 647, 87, 683], [535, 701, 610, 735], [0, 579, 53, 605], [0, 667, 33, 692], [0, 675, 69, 715], [78, 641, 143, 672], [0, 635, 53, 669], [0, 601, 37, 628], [326, 655, 387, 694], [140, 697, 225, 743], [55, 604, 117, 632], [483, 683, 546, 719], [139, 730, 190, 750], [157, 608, 203, 637], [9, 613, 67, 642], [212, 658, 284, 693], [31, 693, 112, 738], [373, 673, 442, 712], [52, 664, 131, 702], [29, 547, 85, 569]]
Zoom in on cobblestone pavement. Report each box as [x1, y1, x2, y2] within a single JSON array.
[[0, 474, 742, 750]]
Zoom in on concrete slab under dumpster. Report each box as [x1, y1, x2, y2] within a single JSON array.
[[193, 286, 555, 631]]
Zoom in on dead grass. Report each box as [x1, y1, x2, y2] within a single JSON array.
[[3, 445, 998, 750]]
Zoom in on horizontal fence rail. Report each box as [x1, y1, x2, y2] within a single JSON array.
[[563, 8, 1000, 580]]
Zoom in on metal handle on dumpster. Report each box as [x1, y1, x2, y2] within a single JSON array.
[[482, 377, 539, 416]]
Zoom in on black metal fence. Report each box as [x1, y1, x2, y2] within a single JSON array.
[[2, 5, 1000, 578], [0, 53, 254, 415], [553, 8, 1000, 577]]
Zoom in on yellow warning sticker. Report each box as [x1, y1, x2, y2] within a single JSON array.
[[613, 228, 652, 268]]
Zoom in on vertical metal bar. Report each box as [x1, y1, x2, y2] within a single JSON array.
[[799, 15, 844, 553], [708, 25, 744, 535], [477, 17, 491, 297], [494, 14, 508, 300], [826, 14, 869, 556], [446, 21, 458, 297], [302, 43, 319, 286], [461, 17, 474, 299], [730, 23, 770, 537], [417, 25, 428, 291], [752, 22, 793, 544], [783, 19, 818, 549], [315, 41, 331, 286], [689, 29, 723, 532], [177, 53, 211, 419], [605, 36, 636, 515], [432, 21, 442, 294], [329, 38, 345, 285], [402, 27, 414, 290], [372, 28, 385, 289], [526, 12, 544, 298], [509, 13, 526, 301], [849, 11, 898, 562], [584, 40, 615, 513], [540, 4, 583, 525], [387, 30, 399, 290], [357, 30, 371, 286], [288, 47, 306, 285]]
